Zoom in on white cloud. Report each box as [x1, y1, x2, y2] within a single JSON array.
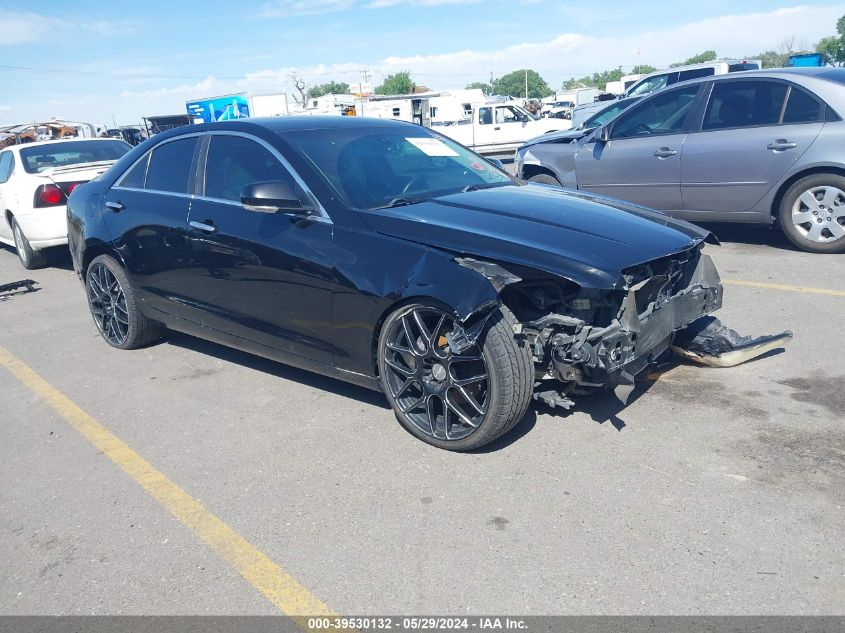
[[0, 10, 140, 45], [257, 0, 355, 17], [366, 0, 481, 8], [0, 105, 11, 111], [0, 11, 63, 45]]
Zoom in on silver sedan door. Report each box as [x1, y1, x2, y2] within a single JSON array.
[[681, 79, 824, 216], [575, 84, 701, 211]]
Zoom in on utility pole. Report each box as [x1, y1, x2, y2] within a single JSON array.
[[359, 68, 370, 117]]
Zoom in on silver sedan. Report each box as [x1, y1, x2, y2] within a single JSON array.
[[516, 68, 845, 253]]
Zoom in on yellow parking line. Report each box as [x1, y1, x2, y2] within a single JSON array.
[[723, 279, 845, 298], [0, 345, 334, 625]]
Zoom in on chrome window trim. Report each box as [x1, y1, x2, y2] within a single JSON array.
[[204, 130, 331, 222]]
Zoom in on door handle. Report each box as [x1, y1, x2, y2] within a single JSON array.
[[189, 220, 216, 233], [494, 126, 501, 130], [653, 148, 678, 158], [105, 201, 124, 212], [767, 140, 798, 151]]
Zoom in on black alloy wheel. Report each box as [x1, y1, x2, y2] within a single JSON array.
[[85, 254, 163, 349], [378, 303, 533, 450]]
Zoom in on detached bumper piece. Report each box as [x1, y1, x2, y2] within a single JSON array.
[[550, 252, 723, 390], [0, 279, 38, 298], [672, 316, 793, 367]]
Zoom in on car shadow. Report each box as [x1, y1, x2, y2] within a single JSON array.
[[163, 331, 391, 410]]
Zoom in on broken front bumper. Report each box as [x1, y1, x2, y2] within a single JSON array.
[[552, 253, 723, 386]]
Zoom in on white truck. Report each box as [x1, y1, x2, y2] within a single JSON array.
[[436, 102, 566, 155]]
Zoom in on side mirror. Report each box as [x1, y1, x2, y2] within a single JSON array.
[[241, 180, 312, 215], [488, 158, 505, 170], [594, 126, 611, 143]]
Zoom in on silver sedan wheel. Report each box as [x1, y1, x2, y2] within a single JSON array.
[[791, 186, 845, 243], [12, 222, 29, 266]]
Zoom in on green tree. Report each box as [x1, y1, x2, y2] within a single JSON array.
[[563, 66, 655, 91], [374, 71, 415, 95], [465, 81, 492, 95], [747, 50, 790, 68], [307, 81, 350, 98], [670, 50, 717, 67], [491, 69, 552, 99], [631, 64, 656, 75], [816, 15, 845, 66]]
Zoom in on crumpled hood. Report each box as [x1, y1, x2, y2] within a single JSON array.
[[360, 184, 713, 289]]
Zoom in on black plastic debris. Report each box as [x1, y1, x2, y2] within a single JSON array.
[[0, 279, 38, 299], [672, 316, 793, 367]]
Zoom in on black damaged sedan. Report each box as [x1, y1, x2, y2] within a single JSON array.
[[67, 117, 722, 450]]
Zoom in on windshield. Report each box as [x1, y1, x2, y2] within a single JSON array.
[[583, 101, 633, 129], [19, 140, 131, 174], [283, 128, 513, 210]]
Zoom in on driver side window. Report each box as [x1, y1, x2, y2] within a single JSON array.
[[204, 134, 300, 203], [611, 85, 700, 139]]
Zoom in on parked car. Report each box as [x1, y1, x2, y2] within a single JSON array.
[[68, 117, 725, 450], [516, 68, 845, 254], [437, 103, 563, 155], [621, 59, 761, 99], [0, 138, 131, 268]]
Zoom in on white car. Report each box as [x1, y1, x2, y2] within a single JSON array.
[[0, 138, 130, 269]]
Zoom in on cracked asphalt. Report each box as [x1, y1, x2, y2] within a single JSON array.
[[0, 224, 843, 615]]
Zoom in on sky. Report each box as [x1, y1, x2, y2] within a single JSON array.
[[1, 1, 843, 126]]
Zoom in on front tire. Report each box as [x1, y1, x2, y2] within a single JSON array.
[[377, 302, 533, 451], [86, 254, 163, 349], [11, 218, 47, 270], [778, 174, 845, 254], [528, 173, 562, 186]]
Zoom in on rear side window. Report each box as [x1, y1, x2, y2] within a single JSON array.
[[145, 137, 198, 194], [204, 135, 292, 202], [0, 152, 13, 184], [118, 153, 149, 188], [703, 80, 787, 130], [782, 87, 823, 124]]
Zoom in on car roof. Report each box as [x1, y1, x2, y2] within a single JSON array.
[[669, 66, 845, 87]]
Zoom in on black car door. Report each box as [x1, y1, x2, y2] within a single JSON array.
[[102, 134, 201, 322], [185, 132, 335, 364]]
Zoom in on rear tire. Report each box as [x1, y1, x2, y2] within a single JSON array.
[[778, 173, 845, 254], [11, 218, 47, 270], [86, 254, 163, 349], [377, 302, 533, 451], [528, 173, 562, 186]]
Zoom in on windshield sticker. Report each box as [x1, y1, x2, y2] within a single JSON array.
[[406, 137, 459, 157], [470, 161, 487, 171]]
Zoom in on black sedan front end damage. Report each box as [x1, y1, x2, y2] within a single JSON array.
[[450, 244, 728, 407], [548, 247, 722, 389]]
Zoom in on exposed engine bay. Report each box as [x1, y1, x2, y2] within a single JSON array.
[[452, 245, 790, 408]]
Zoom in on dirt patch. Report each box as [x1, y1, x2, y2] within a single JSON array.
[[645, 369, 770, 422], [777, 375, 845, 417], [733, 425, 845, 501]]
